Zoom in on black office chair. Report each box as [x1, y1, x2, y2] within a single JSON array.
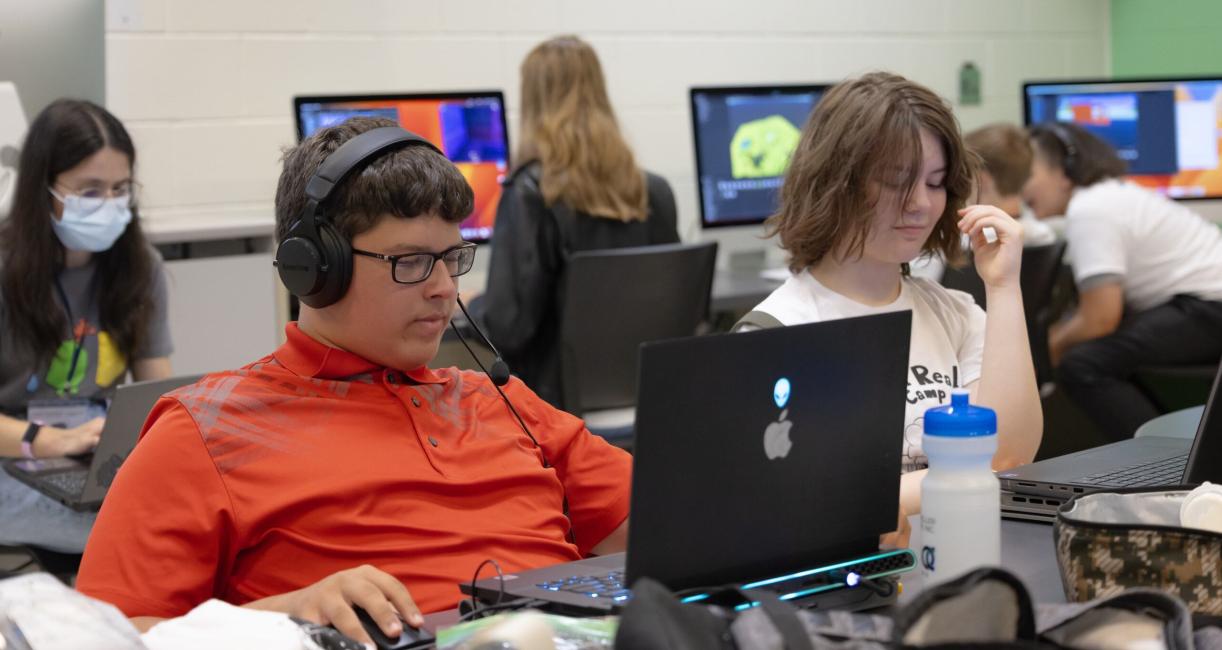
[[1135, 360, 1220, 413], [0, 544, 82, 584], [557, 242, 718, 448], [1018, 242, 1070, 387], [940, 241, 1068, 386]]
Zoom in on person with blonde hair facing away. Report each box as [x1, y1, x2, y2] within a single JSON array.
[[481, 35, 679, 407], [737, 73, 1043, 530], [964, 123, 1056, 246]]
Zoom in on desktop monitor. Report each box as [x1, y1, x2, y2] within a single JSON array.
[[1023, 77, 1222, 203], [293, 91, 510, 243], [690, 84, 829, 229]]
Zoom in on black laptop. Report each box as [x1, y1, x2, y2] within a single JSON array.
[[4, 375, 201, 511], [465, 312, 916, 613], [1000, 362, 1222, 522]]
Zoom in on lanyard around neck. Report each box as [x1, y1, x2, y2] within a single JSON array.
[[52, 275, 87, 389], [52, 275, 75, 326]]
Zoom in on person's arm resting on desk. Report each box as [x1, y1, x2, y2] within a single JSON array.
[[0, 413, 102, 458]]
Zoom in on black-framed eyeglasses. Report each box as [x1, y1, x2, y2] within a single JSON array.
[[352, 242, 477, 285]]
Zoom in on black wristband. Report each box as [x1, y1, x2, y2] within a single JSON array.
[[22, 421, 41, 443]]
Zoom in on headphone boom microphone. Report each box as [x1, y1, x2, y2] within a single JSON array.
[[454, 297, 511, 387]]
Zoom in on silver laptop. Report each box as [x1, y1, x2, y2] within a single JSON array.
[[1000, 362, 1222, 522], [4, 375, 201, 511]]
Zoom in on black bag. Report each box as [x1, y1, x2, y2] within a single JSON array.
[[615, 577, 814, 650]]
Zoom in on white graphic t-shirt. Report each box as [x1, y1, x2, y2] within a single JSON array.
[[747, 272, 987, 472]]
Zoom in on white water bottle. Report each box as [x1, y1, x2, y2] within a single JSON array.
[[920, 389, 1000, 585]]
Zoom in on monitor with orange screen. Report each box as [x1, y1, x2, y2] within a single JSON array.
[[294, 91, 509, 243], [1024, 77, 1222, 201]]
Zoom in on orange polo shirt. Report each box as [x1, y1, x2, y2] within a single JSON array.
[[76, 323, 631, 617]]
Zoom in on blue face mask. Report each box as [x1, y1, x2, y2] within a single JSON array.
[[49, 191, 133, 252]]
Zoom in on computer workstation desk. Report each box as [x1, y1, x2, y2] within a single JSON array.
[[422, 516, 1063, 631]]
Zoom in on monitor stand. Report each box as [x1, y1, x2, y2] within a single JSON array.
[[700, 225, 785, 272]]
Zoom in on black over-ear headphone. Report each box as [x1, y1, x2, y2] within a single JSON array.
[[1039, 121, 1079, 183], [274, 126, 442, 308]]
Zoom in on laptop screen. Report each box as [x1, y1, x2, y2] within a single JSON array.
[[1183, 362, 1222, 484], [627, 313, 910, 590]]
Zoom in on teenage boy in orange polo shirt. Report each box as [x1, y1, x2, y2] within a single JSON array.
[[76, 118, 631, 645]]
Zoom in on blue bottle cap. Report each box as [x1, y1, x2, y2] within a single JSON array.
[[924, 389, 996, 437]]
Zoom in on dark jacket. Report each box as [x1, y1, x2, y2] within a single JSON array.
[[480, 163, 680, 407]]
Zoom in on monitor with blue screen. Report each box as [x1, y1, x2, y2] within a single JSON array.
[[293, 91, 510, 243], [1024, 77, 1222, 200], [690, 84, 829, 228]]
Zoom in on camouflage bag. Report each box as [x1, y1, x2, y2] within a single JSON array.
[[1054, 486, 1222, 615]]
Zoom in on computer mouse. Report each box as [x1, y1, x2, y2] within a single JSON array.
[[352, 606, 435, 650]]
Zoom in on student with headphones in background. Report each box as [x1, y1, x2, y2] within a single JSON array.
[[0, 99, 172, 553], [1025, 122, 1222, 439], [76, 117, 631, 646], [480, 35, 679, 406]]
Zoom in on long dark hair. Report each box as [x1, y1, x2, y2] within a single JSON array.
[[0, 99, 154, 365]]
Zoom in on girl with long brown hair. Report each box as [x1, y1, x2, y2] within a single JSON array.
[[481, 35, 679, 406], [738, 72, 1042, 527], [0, 99, 173, 552]]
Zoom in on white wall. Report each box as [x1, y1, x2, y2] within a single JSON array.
[[104, 0, 1110, 240]]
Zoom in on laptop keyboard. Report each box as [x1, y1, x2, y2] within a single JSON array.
[[41, 471, 88, 497], [1075, 453, 1188, 488], [536, 570, 632, 603]]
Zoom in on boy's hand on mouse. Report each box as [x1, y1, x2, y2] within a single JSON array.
[[282, 564, 423, 646], [958, 204, 1023, 290]]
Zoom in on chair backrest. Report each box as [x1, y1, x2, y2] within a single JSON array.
[[558, 241, 718, 414], [939, 241, 1067, 313], [938, 257, 986, 309], [940, 241, 1068, 385], [1019, 241, 1068, 322]]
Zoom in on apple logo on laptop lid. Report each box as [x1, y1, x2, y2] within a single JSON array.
[[764, 378, 794, 460]]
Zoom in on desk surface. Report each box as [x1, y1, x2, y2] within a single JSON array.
[[424, 517, 1063, 632], [143, 212, 274, 244], [900, 516, 1063, 605]]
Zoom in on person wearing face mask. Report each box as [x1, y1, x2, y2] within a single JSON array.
[[0, 99, 173, 553]]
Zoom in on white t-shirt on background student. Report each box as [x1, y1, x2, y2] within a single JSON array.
[[745, 272, 986, 472], [1066, 179, 1222, 311]]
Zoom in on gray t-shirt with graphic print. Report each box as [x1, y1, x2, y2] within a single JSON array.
[[0, 249, 172, 417]]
